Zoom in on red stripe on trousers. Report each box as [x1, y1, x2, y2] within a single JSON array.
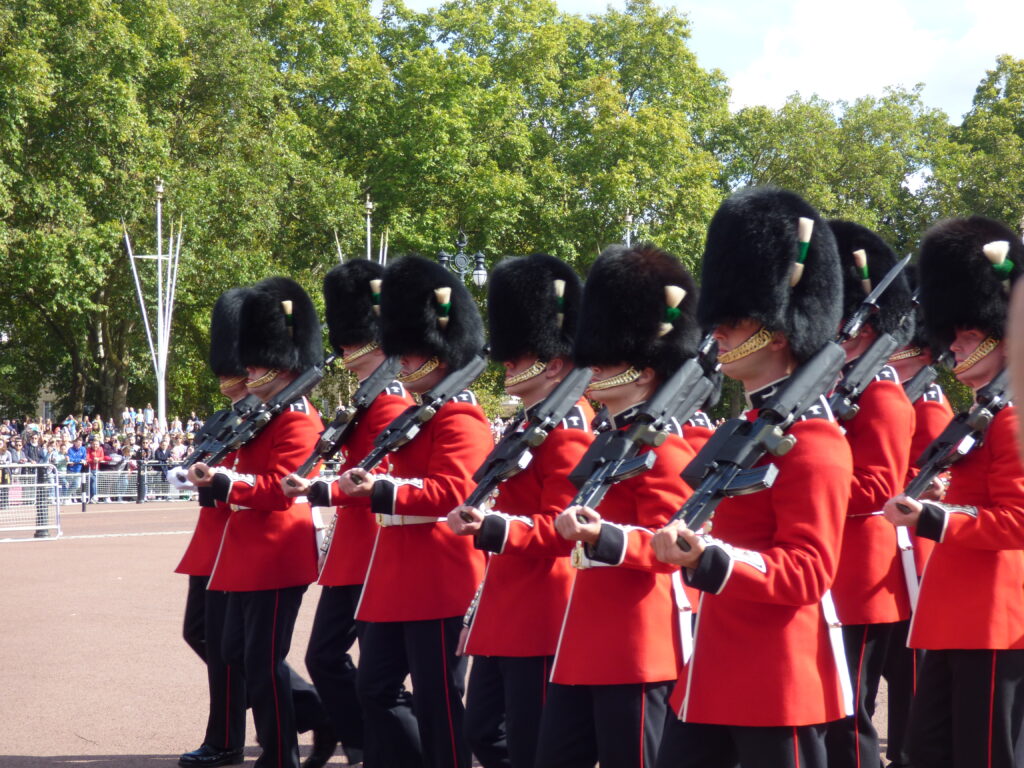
[[639, 683, 647, 768], [271, 591, 283, 768], [439, 620, 459, 768], [988, 651, 997, 768], [854, 625, 869, 767], [793, 726, 800, 768]]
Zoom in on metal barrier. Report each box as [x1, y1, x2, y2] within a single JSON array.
[[59, 462, 197, 504], [0, 463, 62, 539]]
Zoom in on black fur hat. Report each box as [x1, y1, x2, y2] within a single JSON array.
[[918, 216, 1024, 348], [323, 259, 384, 352], [828, 220, 915, 345], [698, 187, 842, 363], [573, 243, 699, 381], [238, 276, 323, 371], [487, 253, 582, 363], [379, 255, 484, 370], [208, 287, 249, 377]]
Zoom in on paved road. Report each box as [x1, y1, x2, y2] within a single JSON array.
[[0, 501, 891, 767], [0, 502, 330, 767]]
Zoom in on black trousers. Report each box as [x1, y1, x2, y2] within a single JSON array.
[[183, 575, 246, 751], [356, 616, 470, 768], [222, 586, 307, 768], [465, 654, 553, 768], [654, 719, 829, 768], [304, 584, 365, 750], [880, 619, 924, 767], [905, 648, 1024, 768], [534, 680, 671, 768], [825, 621, 896, 768]]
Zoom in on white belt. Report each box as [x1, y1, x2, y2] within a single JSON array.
[[231, 495, 307, 512], [375, 513, 446, 527]]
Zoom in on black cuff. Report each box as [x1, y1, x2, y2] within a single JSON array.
[[475, 514, 509, 553], [683, 544, 732, 594], [210, 473, 231, 504], [584, 523, 626, 565], [370, 480, 395, 516], [307, 480, 331, 508], [916, 503, 948, 542], [197, 485, 216, 508]]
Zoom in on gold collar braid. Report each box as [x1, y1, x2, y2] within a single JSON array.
[[505, 360, 548, 387], [953, 336, 999, 375], [888, 347, 922, 363], [341, 341, 379, 366], [219, 375, 247, 393], [398, 356, 440, 384], [718, 326, 773, 364], [587, 366, 641, 392], [246, 368, 280, 389]]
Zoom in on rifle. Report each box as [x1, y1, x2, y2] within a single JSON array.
[[902, 350, 953, 405], [828, 255, 913, 421], [566, 335, 720, 519], [349, 352, 488, 477], [896, 368, 1011, 510], [287, 356, 402, 485], [181, 394, 263, 470], [192, 355, 336, 478], [456, 365, 593, 520], [671, 258, 912, 550]]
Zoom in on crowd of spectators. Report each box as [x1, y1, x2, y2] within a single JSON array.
[[0, 404, 206, 503]]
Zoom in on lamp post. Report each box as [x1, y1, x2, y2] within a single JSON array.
[[624, 211, 634, 247], [438, 229, 487, 287], [365, 194, 374, 261]]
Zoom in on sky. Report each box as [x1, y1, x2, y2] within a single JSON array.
[[397, 0, 1024, 122]]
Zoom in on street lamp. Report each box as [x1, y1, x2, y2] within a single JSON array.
[[624, 211, 634, 247], [365, 194, 374, 261], [438, 229, 487, 287]]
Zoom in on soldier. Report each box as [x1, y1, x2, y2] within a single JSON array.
[[176, 289, 249, 768], [882, 216, 1024, 768], [334, 255, 492, 768], [823, 220, 916, 768], [281, 259, 414, 767], [652, 187, 853, 768], [447, 253, 593, 768], [535, 243, 700, 768], [188, 277, 324, 768], [880, 265, 955, 768]]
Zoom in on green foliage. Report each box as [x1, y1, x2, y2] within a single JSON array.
[[0, 1, 1021, 423]]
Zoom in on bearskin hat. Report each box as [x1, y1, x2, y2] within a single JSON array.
[[698, 187, 842, 363], [828, 220, 915, 346], [238, 276, 323, 372], [379, 255, 484, 370], [573, 243, 699, 381], [208, 287, 249, 377], [487, 253, 582, 363], [323, 259, 384, 352], [918, 216, 1024, 349]]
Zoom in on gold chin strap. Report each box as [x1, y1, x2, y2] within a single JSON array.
[[218, 375, 247, 393], [342, 341, 379, 366], [888, 347, 922, 363], [505, 360, 547, 386], [717, 326, 773, 364], [246, 369, 280, 389], [398, 356, 440, 383], [587, 366, 641, 392], [953, 336, 999, 375]]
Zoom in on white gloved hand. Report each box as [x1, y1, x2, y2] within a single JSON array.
[[166, 467, 195, 491]]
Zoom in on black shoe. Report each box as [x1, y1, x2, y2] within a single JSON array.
[[343, 745, 364, 765], [33, 530, 50, 538], [301, 725, 337, 768], [178, 744, 244, 767]]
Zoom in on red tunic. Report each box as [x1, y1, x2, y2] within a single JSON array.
[[551, 410, 695, 686], [682, 410, 715, 455], [207, 398, 323, 592], [909, 406, 1024, 650], [466, 400, 595, 658], [671, 402, 853, 727], [356, 392, 492, 622], [905, 383, 954, 573], [831, 369, 914, 625], [317, 383, 414, 587]]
